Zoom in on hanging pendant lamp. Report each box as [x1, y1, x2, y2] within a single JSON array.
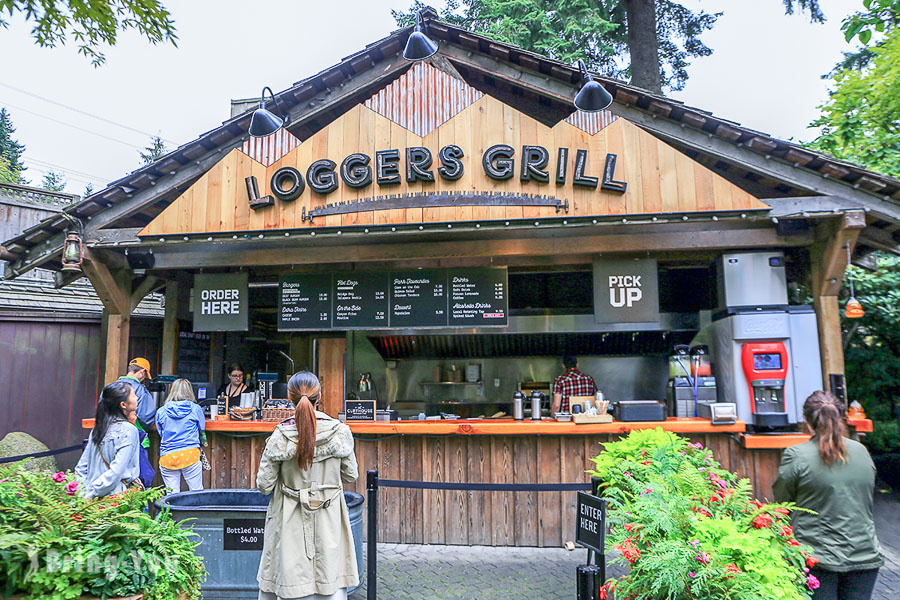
[[403, 11, 438, 61], [249, 86, 290, 138], [573, 60, 613, 112], [844, 244, 865, 319]]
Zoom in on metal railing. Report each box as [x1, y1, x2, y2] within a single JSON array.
[[364, 469, 607, 599]]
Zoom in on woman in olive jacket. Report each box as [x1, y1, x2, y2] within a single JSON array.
[[256, 371, 359, 600], [773, 391, 883, 600]]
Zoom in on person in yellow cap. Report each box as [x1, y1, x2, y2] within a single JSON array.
[[116, 357, 156, 430]]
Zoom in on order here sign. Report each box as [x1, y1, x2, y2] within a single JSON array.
[[193, 273, 249, 332]]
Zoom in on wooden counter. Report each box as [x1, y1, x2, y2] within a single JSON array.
[[80, 416, 873, 548]]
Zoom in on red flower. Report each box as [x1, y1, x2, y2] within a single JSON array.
[[789, 539, 802, 547], [614, 538, 641, 564], [641, 460, 652, 465], [599, 581, 616, 599], [779, 525, 793, 537], [774, 507, 789, 516], [623, 523, 638, 532], [693, 506, 711, 518], [752, 513, 773, 529], [750, 499, 764, 509], [806, 555, 819, 568], [726, 563, 741, 574], [71, 514, 82, 522]]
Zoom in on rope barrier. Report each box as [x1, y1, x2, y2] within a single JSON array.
[[0, 443, 83, 464], [377, 478, 591, 492]]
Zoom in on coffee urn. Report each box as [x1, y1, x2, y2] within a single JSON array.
[[530, 390, 544, 421], [513, 391, 525, 421]]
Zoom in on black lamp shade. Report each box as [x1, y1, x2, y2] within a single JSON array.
[[249, 107, 285, 138], [403, 17, 438, 61], [574, 80, 613, 112]]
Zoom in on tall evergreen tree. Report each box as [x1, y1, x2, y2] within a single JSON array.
[[41, 170, 67, 192], [139, 135, 168, 165], [395, 1, 826, 94], [0, 108, 27, 183]]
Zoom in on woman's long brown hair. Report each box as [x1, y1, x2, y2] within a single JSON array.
[[287, 371, 320, 470], [803, 390, 847, 466]]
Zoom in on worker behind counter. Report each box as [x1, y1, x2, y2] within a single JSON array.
[[217, 363, 249, 406], [552, 355, 597, 414]]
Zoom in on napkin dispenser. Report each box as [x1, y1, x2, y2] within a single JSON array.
[[697, 402, 738, 425]]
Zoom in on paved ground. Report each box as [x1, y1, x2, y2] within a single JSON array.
[[352, 486, 900, 600]]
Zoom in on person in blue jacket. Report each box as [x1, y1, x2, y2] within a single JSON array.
[[156, 378, 207, 493], [127, 409, 156, 488], [116, 357, 157, 430]]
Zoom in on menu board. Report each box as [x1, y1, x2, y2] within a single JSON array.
[[390, 270, 446, 328], [279, 275, 331, 329], [278, 267, 508, 330], [333, 272, 389, 328], [448, 268, 507, 326]]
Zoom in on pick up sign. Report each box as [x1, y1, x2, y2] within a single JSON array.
[[593, 258, 659, 323]]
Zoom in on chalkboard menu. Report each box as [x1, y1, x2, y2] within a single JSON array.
[[447, 267, 508, 326], [279, 275, 332, 329], [390, 270, 446, 328], [278, 268, 508, 330], [176, 331, 210, 382], [333, 272, 389, 328]]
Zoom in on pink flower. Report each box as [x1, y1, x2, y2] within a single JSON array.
[[0, 478, 7, 483], [689, 539, 700, 547], [65, 481, 79, 496], [51, 472, 66, 483], [640, 488, 652, 496], [696, 551, 709, 564], [688, 571, 696, 578], [807, 574, 820, 590]]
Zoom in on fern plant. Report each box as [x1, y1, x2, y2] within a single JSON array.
[[588, 429, 819, 600], [0, 460, 205, 600]]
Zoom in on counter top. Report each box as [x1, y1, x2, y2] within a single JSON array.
[[81, 417, 871, 448], [83, 416, 745, 435]]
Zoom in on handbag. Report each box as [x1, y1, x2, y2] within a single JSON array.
[[199, 448, 211, 471], [99, 449, 145, 491]]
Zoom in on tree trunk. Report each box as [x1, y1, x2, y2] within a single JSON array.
[[625, 0, 662, 94]]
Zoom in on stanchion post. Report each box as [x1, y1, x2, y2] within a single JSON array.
[[366, 469, 378, 600]]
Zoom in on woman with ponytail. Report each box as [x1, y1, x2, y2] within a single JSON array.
[[256, 371, 359, 600], [74, 381, 141, 498], [774, 391, 884, 599]]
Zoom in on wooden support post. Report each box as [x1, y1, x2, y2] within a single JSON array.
[[810, 210, 866, 393], [83, 248, 133, 384], [209, 332, 225, 388], [160, 281, 179, 375]]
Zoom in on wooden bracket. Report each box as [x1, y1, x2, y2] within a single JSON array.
[[82, 247, 131, 315], [813, 210, 866, 297], [130, 275, 162, 312]]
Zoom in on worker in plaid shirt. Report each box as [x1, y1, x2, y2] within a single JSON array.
[[552, 355, 597, 413]]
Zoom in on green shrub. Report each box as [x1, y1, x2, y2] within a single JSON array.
[[0, 460, 205, 600], [861, 419, 900, 455], [588, 429, 818, 600]]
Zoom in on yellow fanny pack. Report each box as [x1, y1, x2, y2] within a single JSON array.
[[159, 447, 201, 470]]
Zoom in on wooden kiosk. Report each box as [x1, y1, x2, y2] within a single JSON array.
[[6, 12, 896, 547]]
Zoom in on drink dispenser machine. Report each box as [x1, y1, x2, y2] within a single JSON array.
[[708, 306, 821, 429]]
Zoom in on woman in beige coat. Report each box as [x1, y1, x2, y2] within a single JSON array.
[[256, 371, 359, 600]]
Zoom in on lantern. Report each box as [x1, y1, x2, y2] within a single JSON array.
[[845, 297, 864, 319], [843, 244, 864, 319], [61, 231, 83, 272]]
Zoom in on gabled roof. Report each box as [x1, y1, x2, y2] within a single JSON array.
[[2, 10, 898, 278]]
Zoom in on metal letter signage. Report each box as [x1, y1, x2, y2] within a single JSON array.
[[245, 176, 275, 210], [521, 145, 550, 182], [194, 272, 249, 332], [593, 258, 659, 324], [601, 154, 627, 193], [483, 144, 515, 180], [271, 167, 305, 201]]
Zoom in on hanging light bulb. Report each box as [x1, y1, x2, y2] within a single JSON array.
[[844, 244, 864, 319]]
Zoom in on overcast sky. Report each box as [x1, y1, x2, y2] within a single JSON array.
[[0, 0, 860, 196]]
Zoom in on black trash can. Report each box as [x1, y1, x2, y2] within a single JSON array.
[[158, 489, 364, 599]]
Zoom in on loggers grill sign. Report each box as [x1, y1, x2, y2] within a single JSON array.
[[245, 145, 626, 217]]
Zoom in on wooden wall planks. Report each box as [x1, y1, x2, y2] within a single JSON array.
[[140, 95, 767, 237], [200, 431, 784, 547]]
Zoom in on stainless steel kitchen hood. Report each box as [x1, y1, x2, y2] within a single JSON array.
[[366, 313, 698, 360]]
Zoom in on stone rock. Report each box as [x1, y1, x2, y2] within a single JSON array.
[[0, 432, 59, 473]]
